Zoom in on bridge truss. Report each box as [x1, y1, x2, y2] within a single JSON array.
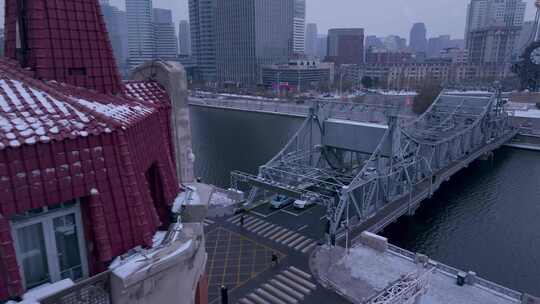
[[231, 92, 515, 240]]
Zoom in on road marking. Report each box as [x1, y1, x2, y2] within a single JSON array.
[[256, 288, 287, 304], [301, 242, 317, 254], [239, 298, 256, 304], [257, 223, 276, 235], [227, 214, 242, 222], [252, 222, 271, 233], [246, 220, 267, 231], [269, 279, 304, 300], [297, 224, 308, 231], [242, 217, 259, 227], [281, 233, 300, 245], [287, 236, 306, 247], [275, 274, 310, 294], [289, 267, 312, 280], [269, 228, 289, 241], [293, 239, 313, 251], [262, 283, 298, 304], [263, 226, 282, 238], [247, 293, 270, 304], [275, 230, 294, 243], [282, 270, 317, 290]]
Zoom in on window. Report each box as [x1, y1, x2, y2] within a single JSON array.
[[11, 201, 88, 290]]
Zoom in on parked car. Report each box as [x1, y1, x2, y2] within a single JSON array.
[[293, 199, 315, 210], [270, 195, 294, 209]]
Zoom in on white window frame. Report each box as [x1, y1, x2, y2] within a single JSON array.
[[11, 201, 89, 290]]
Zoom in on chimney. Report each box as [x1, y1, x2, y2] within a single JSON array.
[[4, 0, 122, 94]]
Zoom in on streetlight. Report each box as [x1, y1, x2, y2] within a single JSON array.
[[277, 71, 282, 97]]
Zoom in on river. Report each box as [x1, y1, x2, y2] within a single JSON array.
[[190, 105, 540, 296]]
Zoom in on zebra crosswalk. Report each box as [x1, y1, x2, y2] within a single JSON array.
[[226, 215, 318, 254], [237, 266, 317, 304], [203, 218, 215, 227]]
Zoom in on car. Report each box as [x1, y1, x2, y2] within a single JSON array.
[[270, 195, 294, 209], [293, 199, 315, 210]]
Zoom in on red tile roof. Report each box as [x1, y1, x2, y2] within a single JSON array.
[[4, 0, 122, 94], [0, 59, 157, 150], [125, 81, 170, 105]]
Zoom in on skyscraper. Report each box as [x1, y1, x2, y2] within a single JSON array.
[[465, 0, 526, 70], [409, 23, 427, 53], [305, 23, 318, 57], [316, 34, 328, 59], [179, 20, 192, 56], [427, 35, 451, 57], [153, 8, 178, 60], [127, 0, 156, 69], [189, 0, 217, 81], [326, 28, 365, 65], [215, 0, 299, 84], [100, 2, 129, 74], [292, 0, 306, 54]]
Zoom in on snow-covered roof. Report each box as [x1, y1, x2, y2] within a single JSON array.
[[125, 81, 169, 105], [0, 59, 158, 150]]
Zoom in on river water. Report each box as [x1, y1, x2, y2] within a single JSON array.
[[190, 106, 540, 296]]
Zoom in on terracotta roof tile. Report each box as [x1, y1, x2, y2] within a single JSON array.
[[0, 60, 156, 150]]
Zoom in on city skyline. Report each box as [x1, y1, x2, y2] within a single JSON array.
[[101, 0, 537, 39]]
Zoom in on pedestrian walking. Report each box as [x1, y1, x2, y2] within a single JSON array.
[[271, 252, 279, 267], [240, 214, 245, 228]]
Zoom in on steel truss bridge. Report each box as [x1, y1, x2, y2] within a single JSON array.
[[231, 91, 517, 241]]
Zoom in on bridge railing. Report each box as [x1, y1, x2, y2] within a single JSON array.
[[387, 244, 523, 301], [189, 97, 310, 116]]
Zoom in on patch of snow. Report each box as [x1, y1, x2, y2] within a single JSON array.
[[172, 185, 202, 213], [152, 231, 167, 248], [514, 109, 540, 119], [210, 191, 235, 207], [9, 140, 20, 148], [111, 240, 192, 280], [21, 279, 74, 302], [24, 137, 36, 145]]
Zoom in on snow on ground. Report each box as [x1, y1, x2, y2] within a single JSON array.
[[514, 109, 540, 119], [111, 240, 193, 280], [172, 185, 201, 213], [210, 190, 235, 207], [5, 279, 75, 303]]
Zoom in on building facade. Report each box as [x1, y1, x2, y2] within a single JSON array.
[[326, 28, 365, 65], [100, 2, 129, 76], [409, 23, 428, 53], [291, 0, 306, 55], [215, 0, 295, 85], [179, 20, 192, 56], [387, 59, 452, 89], [1, 1, 207, 301], [366, 49, 413, 65], [153, 8, 179, 60], [189, 0, 217, 82], [261, 58, 334, 90], [305, 23, 318, 57], [127, 0, 156, 69]]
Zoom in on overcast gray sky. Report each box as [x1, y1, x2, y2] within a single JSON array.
[[0, 0, 537, 39], [118, 0, 537, 39]]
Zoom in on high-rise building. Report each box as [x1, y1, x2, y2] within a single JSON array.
[[465, 0, 526, 74], [305, 23, 318, 57], [215, 0, 299, 84], [383, 35, 407, 52], [189, 0, 217, 81], [179, 20, 192, 56], [427, 35, 451, 57], [409, 23, 428, 53], [316, 34, 328, 59], [465, 0, 526, 42], [292, 0, 306, 54], [326, 28, 365, 65], [101, 2, 128, 73], [153, 8, 179, 60], [365, 36, 384, 49], [127, 0, 156, 69]]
